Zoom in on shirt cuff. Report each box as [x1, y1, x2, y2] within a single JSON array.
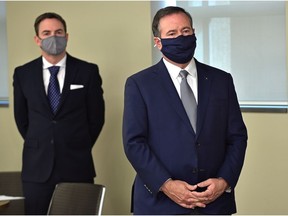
[[159, 178, 172, 192]]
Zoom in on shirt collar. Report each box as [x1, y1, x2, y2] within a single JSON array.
[[42, 54, 67, 70], [163, 58, 197, 79]]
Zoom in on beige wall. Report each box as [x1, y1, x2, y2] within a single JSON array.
[[0, 1, 287, 214]]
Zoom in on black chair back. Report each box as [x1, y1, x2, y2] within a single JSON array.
[[47, 182, 105, 215]]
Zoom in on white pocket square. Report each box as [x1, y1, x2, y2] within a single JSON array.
[[70, 84, 84, 90]]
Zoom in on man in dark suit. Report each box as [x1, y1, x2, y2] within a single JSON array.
[[123, 6, 247, 215], [13, 12, 105, 214]]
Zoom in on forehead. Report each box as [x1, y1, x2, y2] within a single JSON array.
[[159, 12, 191, 31], [38, 18, 64, 31]]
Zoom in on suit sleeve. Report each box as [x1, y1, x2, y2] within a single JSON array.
[[122, 76, 171, 194], [13, 67, 29, 139], [86, 64, 105, 145], [217, 74, 248, 189]]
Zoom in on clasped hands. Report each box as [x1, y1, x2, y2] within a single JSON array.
[[161, 178, 228, 209]]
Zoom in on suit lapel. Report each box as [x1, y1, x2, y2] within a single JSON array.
[[33, 57, 54, 115], [195, 60, 212, 138], [155, 60, 195, 134]]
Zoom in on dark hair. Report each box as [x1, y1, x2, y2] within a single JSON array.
[[34, 12, 67, 36], [152, 6, 193, 37]]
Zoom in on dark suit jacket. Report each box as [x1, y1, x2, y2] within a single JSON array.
[[123, 59, 247, 215], [13, 54, 105, 183]]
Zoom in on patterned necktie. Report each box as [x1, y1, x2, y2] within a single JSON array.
[[179, 70, 197, 132], [48, 66, 61, 114]]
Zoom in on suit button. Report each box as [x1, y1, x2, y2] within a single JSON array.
[[51, 139, 54, 144], [196, 142, 200, 147], [52, 120, 57, 124], [192, 168, 198, 173]]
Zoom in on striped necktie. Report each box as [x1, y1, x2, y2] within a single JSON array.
[[48, 66, 61, 114]]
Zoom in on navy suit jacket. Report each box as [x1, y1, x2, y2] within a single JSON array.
[[123, 59, 247, 215], [13, 54, 105, 183]]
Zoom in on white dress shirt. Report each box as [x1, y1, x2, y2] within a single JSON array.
[[163, 58, 198, 103], [42, 55, 67, 94]]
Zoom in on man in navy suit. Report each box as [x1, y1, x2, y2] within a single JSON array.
[[13, 12, 105, 214], [123, 6, 247, 215]]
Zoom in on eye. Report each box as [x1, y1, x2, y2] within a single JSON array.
[[41, 31, 51, 37], [55, 30, 65, 36], [166, 31, 176, 38], [182, 28, 192, 35]]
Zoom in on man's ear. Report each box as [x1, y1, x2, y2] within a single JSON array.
[[34, 35, 41, 46], [153, 37, 162, 50]]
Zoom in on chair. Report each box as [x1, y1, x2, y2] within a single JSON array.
[[47, 182, 106, 215], [0, 171, 25, 215]]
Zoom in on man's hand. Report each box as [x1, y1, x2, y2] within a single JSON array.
[[192, 178, 229, 205], [161, 179, 207, 209]]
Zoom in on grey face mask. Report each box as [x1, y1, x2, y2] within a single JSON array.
[[40, 35, 67, 55]]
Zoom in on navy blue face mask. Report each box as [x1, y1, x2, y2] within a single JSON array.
[[160, 34, 197, 64]]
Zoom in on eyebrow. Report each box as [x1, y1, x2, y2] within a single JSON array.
[[182, 26, 192, 31], [165, 26, 192, 34], [166, 29, 177, 35], [41, 29, 64, 34]]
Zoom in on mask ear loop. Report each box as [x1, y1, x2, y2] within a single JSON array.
[[154, 37, 161, 47]]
